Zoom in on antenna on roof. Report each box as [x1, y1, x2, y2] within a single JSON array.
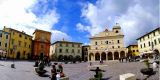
[[116, 23, 119, 26]]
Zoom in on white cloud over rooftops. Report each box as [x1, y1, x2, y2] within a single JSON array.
[[77, 0, 159, 46], [0, 0, 71, 43]]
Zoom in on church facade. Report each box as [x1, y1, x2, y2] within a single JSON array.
[[88, 23, 127, 61], [32, 29, 51, 59]]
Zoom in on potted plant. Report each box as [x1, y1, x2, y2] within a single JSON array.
[[140, 59, 155, 79], [90, 67, 105, 80], [35, 61, 47, 76]]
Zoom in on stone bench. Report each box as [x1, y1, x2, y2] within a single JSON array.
[[119, 73, 136, 80], [60, 76, 69, 80]]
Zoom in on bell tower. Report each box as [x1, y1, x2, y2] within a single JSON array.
[[112, 23, 122, 34]]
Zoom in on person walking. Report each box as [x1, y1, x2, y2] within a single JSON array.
[[51, 65, 57, 80], [121, 57, 124, 62], [119, 58, 121, 62], [90, 62, 92, 66]]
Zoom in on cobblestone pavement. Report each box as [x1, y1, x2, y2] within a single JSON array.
[[0, 60, 159, 80]]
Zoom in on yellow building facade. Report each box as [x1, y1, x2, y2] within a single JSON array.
[[3, 26, 32, 59], [0, 30, 10, 58], [127, 45, 139, 56], [89, 23, 127, 61], [137, 27, 160, 55]]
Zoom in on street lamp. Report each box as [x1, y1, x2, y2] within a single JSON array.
[[10, 49, 15, 68], [11, 45, 16, 68]]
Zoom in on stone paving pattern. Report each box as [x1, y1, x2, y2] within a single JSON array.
[[0, 61, 159, 80]]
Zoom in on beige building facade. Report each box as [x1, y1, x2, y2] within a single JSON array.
[[137, 27, 160, 55], [50, 40, 82, 61], [89, 23, 127, 61]]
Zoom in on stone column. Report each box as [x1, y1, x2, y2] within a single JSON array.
[[106, 52, 108, 61], [119, 52, 121, 58], [112, 52, 114, 60], [100, 53, 101, 61], [88, 53, 90, 61], [93, 53, 95, 61]]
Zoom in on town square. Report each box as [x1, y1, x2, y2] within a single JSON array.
[[0, 61, 159, 80], [0, 0, 160, 80]]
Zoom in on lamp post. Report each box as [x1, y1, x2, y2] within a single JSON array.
[[10, 49, 15, 68], [11, 45, 16, 68]]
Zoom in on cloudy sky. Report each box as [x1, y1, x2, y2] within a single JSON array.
[[0, 0, 159, 46]]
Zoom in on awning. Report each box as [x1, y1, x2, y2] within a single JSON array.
[[140, 51, 155, 55]]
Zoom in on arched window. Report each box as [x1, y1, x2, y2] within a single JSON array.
[[117, 40, 120, 43], [105, 41, 108, 44], [115, 30, 119, 33], [95, 42, 97, 45]]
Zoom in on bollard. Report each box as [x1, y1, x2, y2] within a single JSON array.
[[11, 64, 15, 68]]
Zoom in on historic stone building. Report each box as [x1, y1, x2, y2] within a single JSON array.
[[0, 30, 10, 58], [82, 45, 90, 61], [50, 40, 82, 61], [137, 27, 160, 55], [88, 23, 127, 61], [32, 29, 51, 59], [3, 26, 32, 59]]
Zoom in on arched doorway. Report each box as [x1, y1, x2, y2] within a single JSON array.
[[108, 52, 113, 60], [27, 54, 30, 60], [89, 53, 94, 61], [68, 55, 73, 61], [40, 53, 44, 60], [101, 52, 106, 60], [95, 53, 100, 61], [114, 52, 119, 60], [58, 55, 64, 61], [16, 52, 20, 59], [75, 55, 81, 61], [64, 55, 68, 61], [120, 51, 125, 58]]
